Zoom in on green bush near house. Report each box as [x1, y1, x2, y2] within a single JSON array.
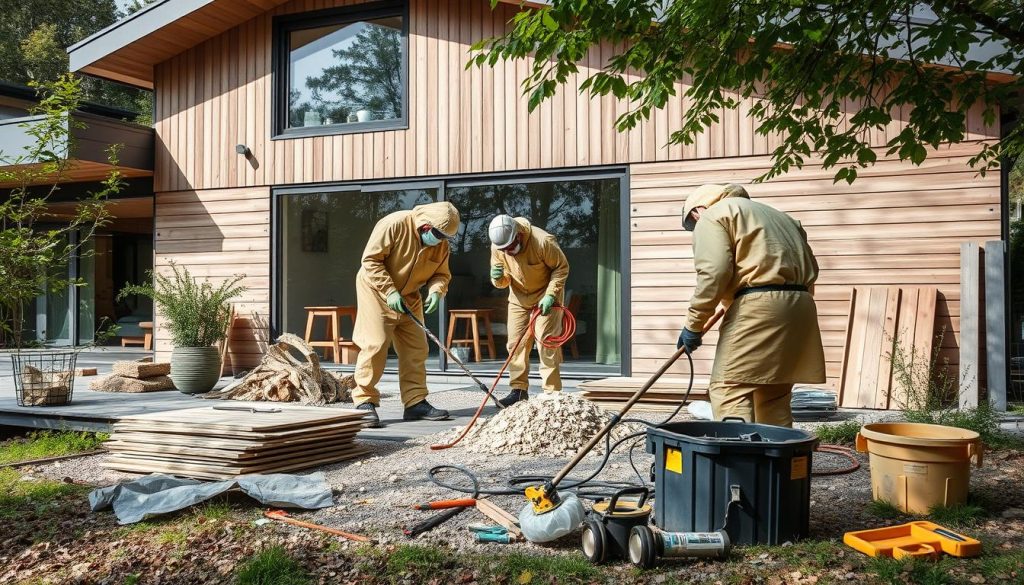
[[814, 419, 862, 444]]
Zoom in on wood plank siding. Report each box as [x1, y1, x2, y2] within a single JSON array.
[[149, 0, 1002, 375], [629, 142, 1002, 387]]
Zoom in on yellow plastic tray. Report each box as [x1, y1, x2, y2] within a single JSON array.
[[844, 521, 981, 559]]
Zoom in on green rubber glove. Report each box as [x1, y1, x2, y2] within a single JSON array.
[[424, 292, 441, 315], [539, 294, 556, 316], [490, 264, 504, 280], [386, 291, 405, 313]]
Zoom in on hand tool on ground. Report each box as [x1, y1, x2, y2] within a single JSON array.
[[404, 506, 466, 538], [844, 521, 981, 559], [469, 524, 513, 543], [264, 509, 370, 542], [411, 498, 477, 510], [518, 308, 726, 543], [475, 499, 523, 541], [429, 303, 576, 451]]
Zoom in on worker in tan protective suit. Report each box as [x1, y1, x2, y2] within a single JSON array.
[[678, 184, 825, 427], [488, 215, 570, 406], [352, 201, 460, 427]]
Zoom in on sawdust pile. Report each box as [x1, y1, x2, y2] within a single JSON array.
[[452, 392, 647, 457]]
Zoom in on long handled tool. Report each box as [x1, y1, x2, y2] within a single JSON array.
[[519, 308, 726, 541], [404, 306, 506, 410], [264, 509, 370, 542]]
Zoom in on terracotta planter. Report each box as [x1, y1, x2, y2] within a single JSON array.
[[170, 346, 221, 394]]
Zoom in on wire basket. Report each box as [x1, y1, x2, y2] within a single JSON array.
[[10, 351, 78, 407]]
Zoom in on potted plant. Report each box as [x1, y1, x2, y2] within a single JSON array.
[[0, 75, 123, 406], [120, 264, 246, 394]]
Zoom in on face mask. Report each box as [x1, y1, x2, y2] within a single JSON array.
[[421, 230, 443, 247], [504, 239, 522, 256]]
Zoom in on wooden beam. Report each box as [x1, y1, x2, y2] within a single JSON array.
[[959, 242, 981, 408], [984, 240, 1008, 411]]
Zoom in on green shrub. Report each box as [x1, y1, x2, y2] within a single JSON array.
[[814, 420, 861, 444], [236, 546, 309, 585], [120, 263, 245, 348]]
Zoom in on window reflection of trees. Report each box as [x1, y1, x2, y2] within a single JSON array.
[[283, 189, 433, 225], [448, 181, 616, 253], [289, 19, 403, 127]]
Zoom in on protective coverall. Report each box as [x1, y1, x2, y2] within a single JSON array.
[[682, 184, 825, 427], [352, 202, 460, 408], [490, 218, 570, 392]]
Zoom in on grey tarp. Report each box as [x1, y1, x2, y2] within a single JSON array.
[[90, 472, 335, 524]]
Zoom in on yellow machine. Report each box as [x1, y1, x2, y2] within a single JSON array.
[[844, 521, 981, 560]]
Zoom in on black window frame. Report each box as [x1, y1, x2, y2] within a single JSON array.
[[272, 0, 409, 139]]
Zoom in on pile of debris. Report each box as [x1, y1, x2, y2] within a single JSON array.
[[91, 361, 175, 393], [204, 334, 354, 406], [452, 392, 646, 457]]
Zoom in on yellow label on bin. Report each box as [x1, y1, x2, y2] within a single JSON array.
[[791, 456, 808, 480], [666, 448, 683, 474]]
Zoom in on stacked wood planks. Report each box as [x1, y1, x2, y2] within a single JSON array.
[[103, 405, 369, 480], [578, 377, 710, 412], [838, 286, 938, 410]]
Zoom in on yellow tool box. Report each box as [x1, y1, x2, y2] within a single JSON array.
[[844, 521, 981, 560]]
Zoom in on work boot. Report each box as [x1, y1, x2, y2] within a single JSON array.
[[498, 389, 529, 408], [356, 402, 382, 428], [403, 400, 450, 421]]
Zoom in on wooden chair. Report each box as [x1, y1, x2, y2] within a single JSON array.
[[446, 309, 496, 362], [303, 306, 358, 364]]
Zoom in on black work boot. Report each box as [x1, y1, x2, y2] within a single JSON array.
[[356, 402, 383, 428], [498, 389, 529, 408], [403, 400, 450, 421]]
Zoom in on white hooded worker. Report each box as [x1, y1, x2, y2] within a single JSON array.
[[679, 183, 825, 427], [488, 214, 570, 406], [352, 201, 461, 427]]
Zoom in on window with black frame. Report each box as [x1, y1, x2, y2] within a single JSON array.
[[275, 2, 406, 137]]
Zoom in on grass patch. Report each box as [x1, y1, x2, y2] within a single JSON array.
[[194, 501, 232, 521], [0, 430, 107, 465], [236, 545, 310, 585], [0, 468, 88, 518], [814, 420, 862, 445], [927, 502, 987, 527], [866, 499, 905, 520], [491, 552, 599, 583], [742, 539, 845, 568], [156, 527, 189, 547], [977, 549, 1024, 580], [123, 574, 141, 585], [385, 545, 448, 574], [867, 556, 956, 585]]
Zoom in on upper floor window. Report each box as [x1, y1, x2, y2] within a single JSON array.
[[274, 1, 407, 138]]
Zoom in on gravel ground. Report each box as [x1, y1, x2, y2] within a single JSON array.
[[24, 406, 1024, 559]]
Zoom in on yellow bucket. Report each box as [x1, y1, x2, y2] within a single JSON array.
[[855, 423, 983, 514]]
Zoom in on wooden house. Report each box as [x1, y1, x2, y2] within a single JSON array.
[[67, 0, 1007, 394]]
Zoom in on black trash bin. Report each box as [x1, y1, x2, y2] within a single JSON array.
[[646, 419, 817, 545]]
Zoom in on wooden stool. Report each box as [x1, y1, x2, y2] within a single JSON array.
[[303, 306, 358, 364], [446, 309, 496, 362], [140, 321, 154, 351]]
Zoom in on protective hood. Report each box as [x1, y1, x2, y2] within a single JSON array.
[[681, 183, 750, 231], [412, 201, 461, 237]]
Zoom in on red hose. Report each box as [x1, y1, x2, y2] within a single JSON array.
[[430, 304, 575, 451], [812, 444, 861, 476]]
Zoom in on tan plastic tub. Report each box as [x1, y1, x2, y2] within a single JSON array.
[[856, 422, 983, 514]]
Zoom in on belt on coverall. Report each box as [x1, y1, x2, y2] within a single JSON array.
[[733, 284, 808, 299]]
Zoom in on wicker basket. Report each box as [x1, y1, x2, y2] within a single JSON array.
[[10, 351, 78, 406]]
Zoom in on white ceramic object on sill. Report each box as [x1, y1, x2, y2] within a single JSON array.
[[356, 109, 372, 122]]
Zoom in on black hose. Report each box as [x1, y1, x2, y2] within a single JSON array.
[[427, 350, 699, 501]]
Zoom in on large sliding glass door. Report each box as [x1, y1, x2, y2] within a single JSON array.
[[277, 183, 445, 365], [275, 171, 626, 378]]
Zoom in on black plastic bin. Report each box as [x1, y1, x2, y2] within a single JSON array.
[[646, 420, 818, 545]]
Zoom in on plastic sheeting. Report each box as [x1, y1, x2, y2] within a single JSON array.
[[90, 472, 335, 524]]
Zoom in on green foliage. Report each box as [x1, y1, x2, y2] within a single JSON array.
[[386, 545, 448, 574], [492, 552, 599, 583], [473, 0, 1022, 183], [236, 546, 310, 585], [867, 556, 956, 585], [0, 75, 123, 347], [867, 498, 906, 520], [814, 419, 862, 445], [0, 0, 153, 119], [927, 501, 987, 527], [119, 263, 246, 348], [0, 430, 108, 465], [0, 468, 89, 519]]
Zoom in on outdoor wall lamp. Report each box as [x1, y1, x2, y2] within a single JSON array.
[[236, 144, 259, 170]]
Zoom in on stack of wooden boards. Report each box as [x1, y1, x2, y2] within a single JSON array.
[[90, 361, 175, 393], [578, 376, 710, 412], [838, 286, 938, 410], [103, 405, 368, 480]]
